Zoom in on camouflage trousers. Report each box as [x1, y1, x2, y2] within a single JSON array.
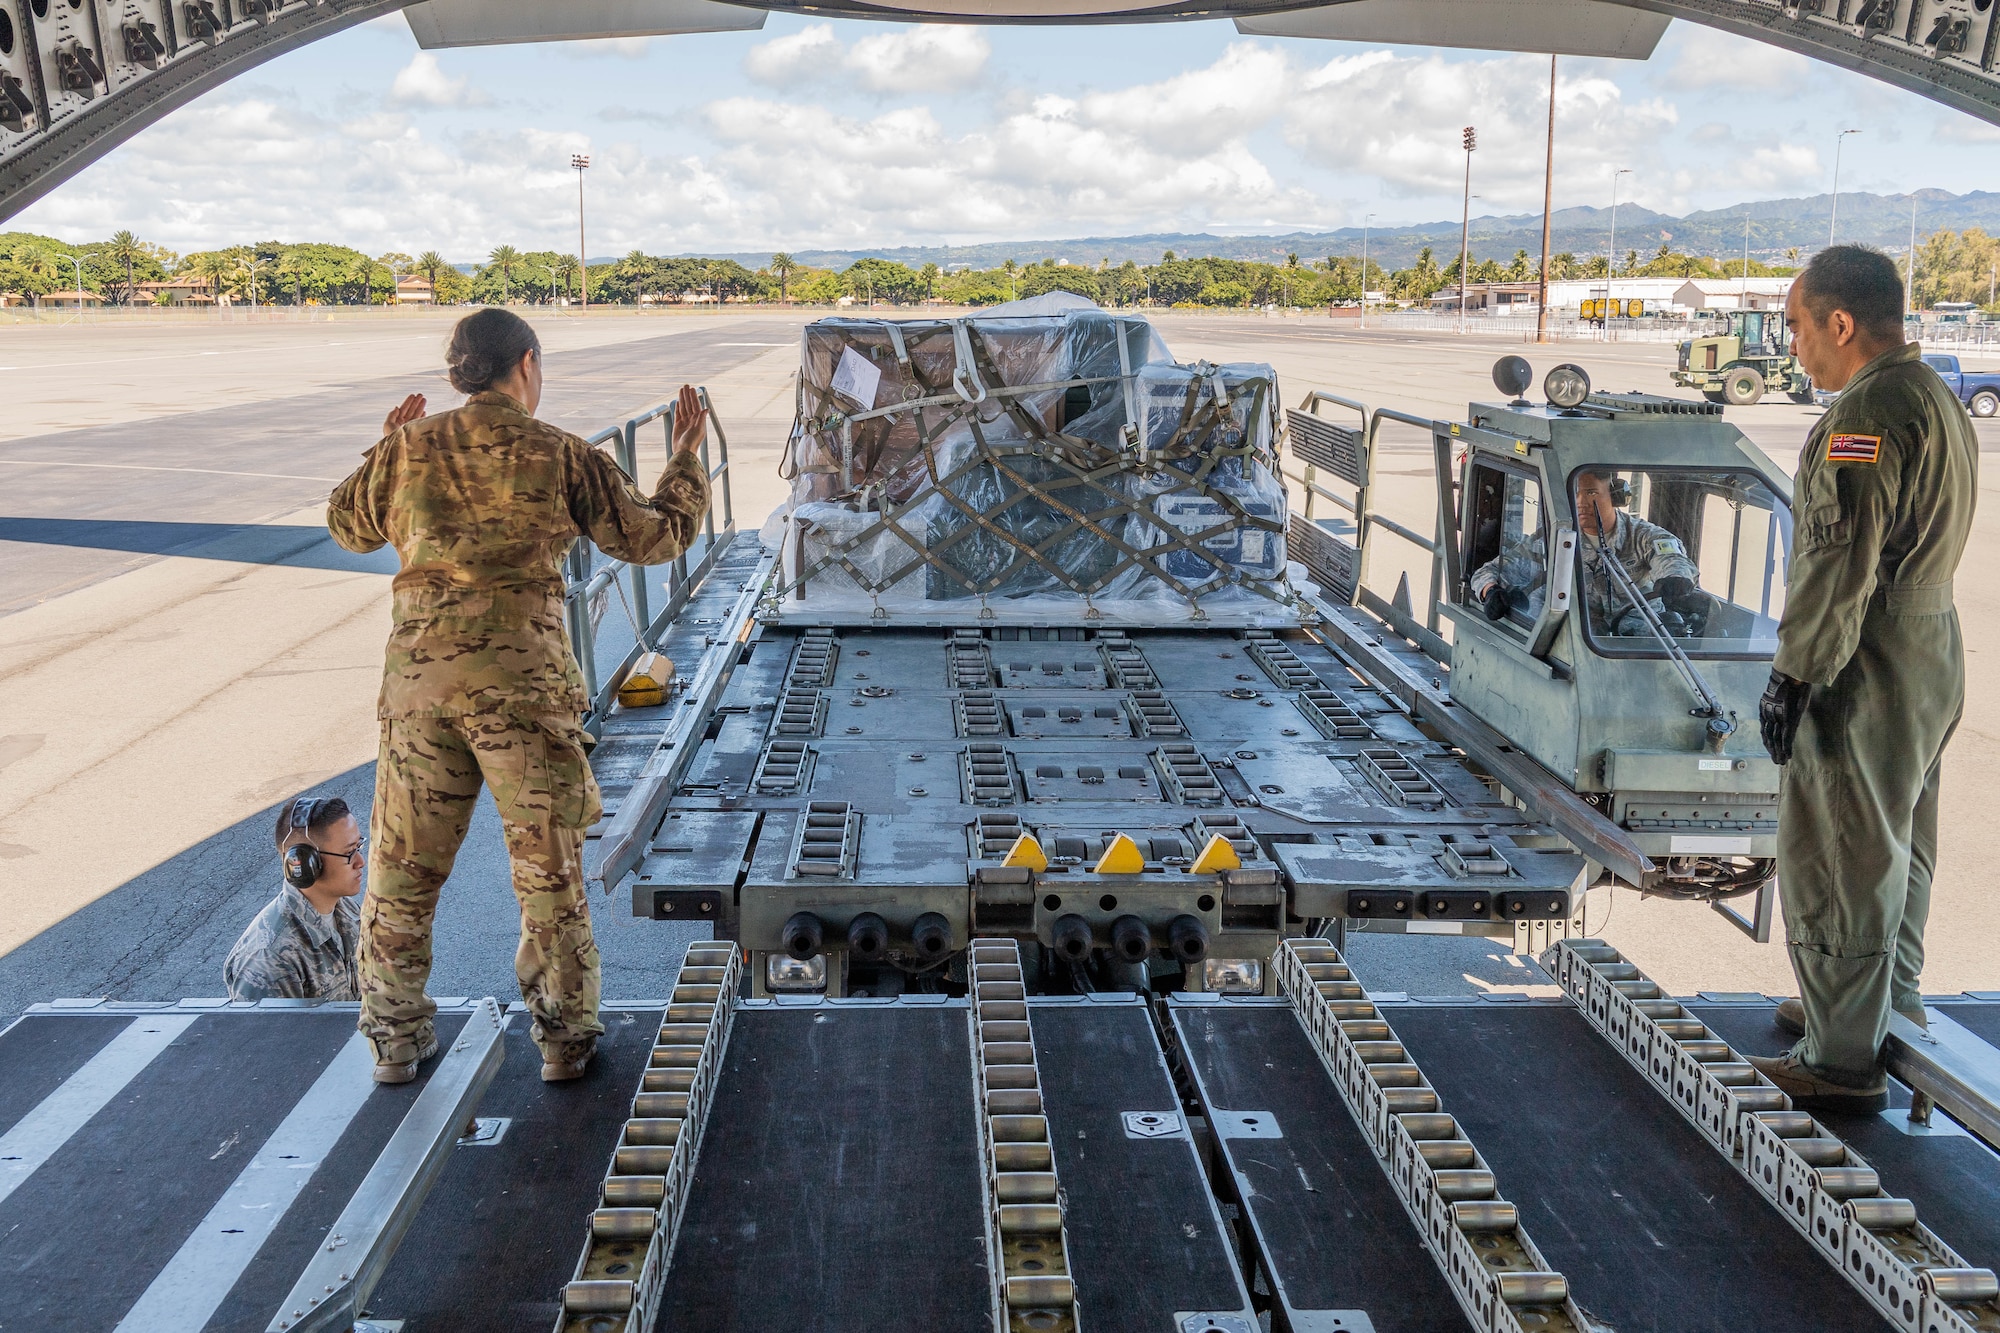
[[359, 712, 606, 1065]]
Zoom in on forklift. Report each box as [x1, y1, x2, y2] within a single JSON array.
[[1672, 308, 1813, 405]]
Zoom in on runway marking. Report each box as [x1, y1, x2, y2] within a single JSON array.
[[113, 1033, 378, 1333], [0, 1015, 198, 1207], [0, 458, 340, 482]]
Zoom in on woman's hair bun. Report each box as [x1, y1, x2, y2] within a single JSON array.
[[445, 308, 541, 395]]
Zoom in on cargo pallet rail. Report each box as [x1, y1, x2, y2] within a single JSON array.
[[12, 327, 2000, 1332]]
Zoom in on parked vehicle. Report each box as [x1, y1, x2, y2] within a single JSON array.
[[1922, 353, 2000, 418], [1672, 310, 1812, 405]]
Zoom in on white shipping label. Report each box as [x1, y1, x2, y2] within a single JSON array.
[[830, 347, 883, 410], [1670, 835, 1754, 854]]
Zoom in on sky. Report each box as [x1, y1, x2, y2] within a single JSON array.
[[11, 10, 1998, 260]]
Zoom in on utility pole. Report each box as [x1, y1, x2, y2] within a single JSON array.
[[1536, 55, 1556, 344], [1741, 211, 1751, 309], [1361, 214, 1375, 329], [1827, 130, 1859, 247], [1906, 193, 1919, 318], [1605, 167, 1630, 337], [1458, 125, 1476, 335], [572, 153, 591, 309]]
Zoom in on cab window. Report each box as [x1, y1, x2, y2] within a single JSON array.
[[1462, 461, 1546, 630], [1571, 466, 1790, 660]]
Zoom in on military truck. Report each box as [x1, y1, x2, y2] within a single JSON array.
[[1672, 309, 1813, 405]]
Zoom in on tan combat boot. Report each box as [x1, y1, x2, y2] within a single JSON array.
[[1746, 1050, 1888, 1113], [372, 1031, 440, 1085], [542, 1037, 598, 1083]]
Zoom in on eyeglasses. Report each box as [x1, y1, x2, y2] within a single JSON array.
[[317, 839, 366, 869]]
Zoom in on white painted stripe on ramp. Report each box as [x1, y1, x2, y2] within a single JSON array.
[[0, 1014, 199, 1206], [113, 1032, 379, 1333]]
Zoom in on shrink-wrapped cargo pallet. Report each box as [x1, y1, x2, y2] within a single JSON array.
[[770, 295, 1298, 625]]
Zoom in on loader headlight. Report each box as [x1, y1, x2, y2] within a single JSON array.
[[1492, 355, 1533, 400], [1544, 364, 1592, 409], [1203, 958, 1264, 994], [766, 954, 827, 993]]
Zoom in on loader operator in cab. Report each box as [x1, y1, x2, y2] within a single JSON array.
[[1468, 466, 1710, 636], [1753, 244, 1977, 1112]]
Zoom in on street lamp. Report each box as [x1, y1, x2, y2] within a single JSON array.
[[1605, 167, 1632, 335], [1828, 129, 1859, 246], [1360, 213, 1375, 329], [1536, 54, 1556, 344], [1458, 125, 1476, 336], [572, 153, 590, 310]]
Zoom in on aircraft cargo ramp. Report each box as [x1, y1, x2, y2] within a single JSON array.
[[12, 962, 2000, 1332]]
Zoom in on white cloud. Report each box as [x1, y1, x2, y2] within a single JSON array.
[[388, 52, 486, 107], [1285, 50, 1677, 212], [743, 22, 989, 93], [845, 27, 990, 93], [1664, 24, 1811, 92]]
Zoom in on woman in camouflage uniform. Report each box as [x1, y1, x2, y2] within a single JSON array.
[[329, 309, 711, 1084]]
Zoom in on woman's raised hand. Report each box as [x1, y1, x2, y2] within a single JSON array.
[[382, 393, 427, 438], [671, 384, 706, 454]]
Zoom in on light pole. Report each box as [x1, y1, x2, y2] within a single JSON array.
[[1536, 54, 1556, 344], [1458, 126, 1476, 335], [572, 153, 590, 310], [69, 254, 85, 321], [1360, 213, 1375, 329], [1906, 193, 1919, 318], [1604, 167, 1631, 334], [1741, 210, 1751, 309], [1828, 129, 1859, 246]]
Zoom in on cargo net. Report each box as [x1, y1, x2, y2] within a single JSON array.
[[768, 296, 1301, 625]]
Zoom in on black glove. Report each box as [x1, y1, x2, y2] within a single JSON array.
[[1654, 576, 1696, 603], [1480, 585, 1509, 621], [1759, 670, 1812, 766]]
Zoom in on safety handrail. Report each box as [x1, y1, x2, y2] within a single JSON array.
[[561, 389, 738, 731], [1283, 390, 1452, 652]]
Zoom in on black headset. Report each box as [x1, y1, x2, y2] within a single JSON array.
[[282, 797, 326, 889]]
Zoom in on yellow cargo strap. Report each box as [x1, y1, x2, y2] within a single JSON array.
[[617, 651, 676, 708]]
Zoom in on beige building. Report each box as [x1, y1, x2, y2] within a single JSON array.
[[395, 275, 435, 304], [135, 277, 216, 306], [39, 289, 105, 308]]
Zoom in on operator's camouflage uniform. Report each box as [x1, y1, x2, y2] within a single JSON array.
[[1468, 510, 1699, 631], [1775, 343, 1977, 1082], [222, 885, 361, 1002], [329, 390, 710, 1066]]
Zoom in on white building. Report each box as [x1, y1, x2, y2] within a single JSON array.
[[1432, 275, 1794, 317]]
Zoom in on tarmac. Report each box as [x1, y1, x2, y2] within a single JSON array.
[[0, 307, 1994, 1015]]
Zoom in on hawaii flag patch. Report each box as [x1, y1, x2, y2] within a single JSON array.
[[1826, 432, 1882, 464]]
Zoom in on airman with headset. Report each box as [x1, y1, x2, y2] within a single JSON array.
[[222, 794, 366, 1003]]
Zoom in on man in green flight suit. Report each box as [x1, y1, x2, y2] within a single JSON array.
[[329, 309, 711, 1085], [1753, 245, 1979, 1112]]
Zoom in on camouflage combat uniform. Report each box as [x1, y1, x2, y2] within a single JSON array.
[[1775, 343, 1977, 1082], [222, 885, 361, 1002], [328, 389, 710, 1066], [1468, 510, 1699, 630]]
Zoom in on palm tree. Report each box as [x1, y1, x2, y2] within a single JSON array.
[[416, 250, 449, 289], [105, 230, 143, 305], [347, 256, 382, 305], [769, 252, 795, 304], [553, 254, 580, 303], [1003, 257, 1018, 301], [920, 262, 940, 301], [188, 251, 229, 306], [488, 245, 520, 302]]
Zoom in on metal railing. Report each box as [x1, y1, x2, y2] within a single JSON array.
[[562, 386, 736, 731], [1284, 389, 1455, 661]]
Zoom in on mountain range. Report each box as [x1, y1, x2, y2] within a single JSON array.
[[650, 190, 2000, 273]]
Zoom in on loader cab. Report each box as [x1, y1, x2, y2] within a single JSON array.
[[1440, 364, 1796, 896]]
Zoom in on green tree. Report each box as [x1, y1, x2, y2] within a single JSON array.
[[488, 245, 520, 302], [416, 250, 450, 295], [769, 252, 796, 303], [844, 257, 922, 305], [1018, 262, 1100, 302], [104, 230, 144, 305], [920, 261, 940, 300]]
